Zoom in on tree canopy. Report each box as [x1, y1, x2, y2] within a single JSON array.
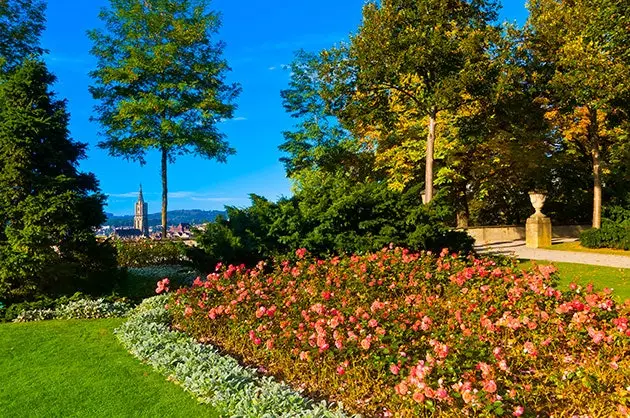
[[271, 0, 627, 232], [349, 0, 502, 203], [0, 0, 46, 73]]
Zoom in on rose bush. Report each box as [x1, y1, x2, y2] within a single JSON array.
[[167, 247, 630, 417]]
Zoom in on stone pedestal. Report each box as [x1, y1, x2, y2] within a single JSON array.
[[526, 215, 552, 248]]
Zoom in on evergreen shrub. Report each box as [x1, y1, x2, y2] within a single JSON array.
[[120, 265, 198, 300], [190, 184, 474, 273], [0, 60, 118, 302], [580, 207, 630, 250]]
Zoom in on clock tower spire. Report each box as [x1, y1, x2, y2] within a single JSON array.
[[134, 184, 149, 236]]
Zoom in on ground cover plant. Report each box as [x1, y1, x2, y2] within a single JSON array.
[[116, 296, 348, 417], [169, 247, 630, 417], [0, 293, 130, 323], [12, 297, 131, 322], [0, 318, 219, 417]]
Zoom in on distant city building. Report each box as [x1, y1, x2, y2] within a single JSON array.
[[134, 185, 149, 236], [174, 223, 191, 233], [168, 222, 192, 239], [113, 228, 144, 239]]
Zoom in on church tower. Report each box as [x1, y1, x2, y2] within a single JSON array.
[[134, 185, 149, 236]]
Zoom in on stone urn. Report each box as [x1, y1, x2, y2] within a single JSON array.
[[528, 191, 547, 217], [526, 191, 551, 248]]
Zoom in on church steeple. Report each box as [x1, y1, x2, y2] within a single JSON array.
[[134, 184, 149, 236]]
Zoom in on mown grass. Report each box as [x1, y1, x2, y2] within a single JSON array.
[[545, 241, 630, 257], [0, 318, 219, 418], [519, 260, 630, 301]]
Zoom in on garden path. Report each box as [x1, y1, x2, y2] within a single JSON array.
[[476, 239, 630, 269]]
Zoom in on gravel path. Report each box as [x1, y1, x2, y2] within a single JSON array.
[[476, 239, 630, 269]]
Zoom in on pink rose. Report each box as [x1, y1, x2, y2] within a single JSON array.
[[390, 364, 400, 375], [483, 380, 497, 393], [360, 338, 371, 350]]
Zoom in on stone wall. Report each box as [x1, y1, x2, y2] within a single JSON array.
[[463, 225, 591, 245]]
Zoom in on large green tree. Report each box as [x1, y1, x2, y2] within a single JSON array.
[[88, 0, 240, 233], [0, 0, 46, 73], [349, 0, 501, 203], [526, 0, 630, 228], [0, 61, 117, 301]]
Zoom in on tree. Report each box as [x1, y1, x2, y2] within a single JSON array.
[[0, 61, 118, 301], [433, 25, 559, 227], [526, 0, 630, 228], [280, 49, 375, 185], [0, 0, 46, 72], [349, 0, 501, 203], [88, 0, 240, 233]]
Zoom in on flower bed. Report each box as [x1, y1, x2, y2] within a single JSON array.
[[168, 247, 630, 417], [115, 295, 349, 417]]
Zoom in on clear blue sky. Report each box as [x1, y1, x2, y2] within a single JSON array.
[[41, 0, 528, 215]]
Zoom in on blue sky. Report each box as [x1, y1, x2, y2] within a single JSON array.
[[41, 0, 528, 215]]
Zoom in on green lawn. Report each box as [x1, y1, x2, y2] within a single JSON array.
[[519, 260, 630, 301], [0, 318, 219, 418], [545, 241, 630, 257]]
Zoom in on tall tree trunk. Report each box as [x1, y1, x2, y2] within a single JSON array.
[[590, 108, 602, 229], [592, 147, 602, 229], [161, 147, 168, 237], [425, 110, 437, 204], [457, 183, 470, 228]]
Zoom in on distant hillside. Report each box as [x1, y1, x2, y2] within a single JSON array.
[[105, 209, 226, 228]]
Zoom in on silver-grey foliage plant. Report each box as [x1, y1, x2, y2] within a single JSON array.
[[115, 296, 354, 418]]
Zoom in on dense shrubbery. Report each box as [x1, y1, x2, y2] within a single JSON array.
[[116, 296, 349, 417], [0, 219, 121, 304], [119, 265, 197, 300], [169, 248, 630, 417], [114, 239, 189, 268], [580, 206, 630, 250], [191, 182, 473, 272], [114, 241, 197, 301], [581, 222, 630, 250]]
